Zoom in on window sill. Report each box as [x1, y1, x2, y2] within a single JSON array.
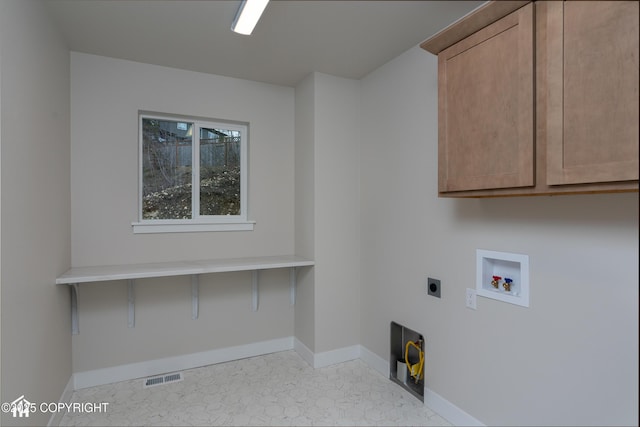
[[132, 220, 255, 234]]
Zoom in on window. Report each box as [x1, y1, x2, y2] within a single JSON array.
[[132, 113, 253, 233]]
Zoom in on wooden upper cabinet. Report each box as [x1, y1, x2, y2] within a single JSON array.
[[544, 1, 639, 186], [437, 3, 534, 192], [422, 1, 639, 197]]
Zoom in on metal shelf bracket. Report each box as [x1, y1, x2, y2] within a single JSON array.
[[71, 283, 79, 335], [290, 267, 297, 306], [252, 271, 259, 311], [192, 274, 199, 319], [128, 279, 135, 328]]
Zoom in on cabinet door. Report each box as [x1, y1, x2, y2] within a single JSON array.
[[438, 3, 534, 193], [546, 1, 639, 185]]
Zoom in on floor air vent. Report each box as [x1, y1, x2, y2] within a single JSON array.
[[143, 372, 183, 388]]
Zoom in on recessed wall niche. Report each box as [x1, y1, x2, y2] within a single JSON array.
[[476, 249, 530, 307]]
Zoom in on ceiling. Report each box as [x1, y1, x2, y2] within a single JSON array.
[[45, 0, 484, 87]]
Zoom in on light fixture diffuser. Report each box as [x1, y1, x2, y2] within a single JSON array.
[[231, 0, 270, 35]]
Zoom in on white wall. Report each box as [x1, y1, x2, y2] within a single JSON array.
[[359, 45, 639, 426], [0, 1, 72, 425], [70, 53, 297, 373], [71, 52, 295, 266], [294, 72, 361, 356], [294, 74, 316, 352], [312, 73, 360, 353]]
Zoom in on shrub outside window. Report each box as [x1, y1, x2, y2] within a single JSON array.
[[133, 113, 253, 233]]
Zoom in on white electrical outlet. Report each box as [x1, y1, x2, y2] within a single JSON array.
[[465, 288, 477, 310]]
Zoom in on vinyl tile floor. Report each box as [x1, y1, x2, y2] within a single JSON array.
[[59, 350, 453, 426]]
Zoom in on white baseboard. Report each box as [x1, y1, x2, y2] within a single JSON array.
[[73, 336, 294, 389], [313, 344, 360, 368], [359, 345, 389, 377], [293, 337, 315, 367], [47, 376, 74, 427], [75, 337, 363, 390], [424, 387, 485, 426], [293, 338, 361, 368]]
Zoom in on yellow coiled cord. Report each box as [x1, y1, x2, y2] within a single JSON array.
[[405, 340, 424, 383]]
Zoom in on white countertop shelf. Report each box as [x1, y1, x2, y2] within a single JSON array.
[[56, 255, 314, 335], [56, 255, 314, 285]]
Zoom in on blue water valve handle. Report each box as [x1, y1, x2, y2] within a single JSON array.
[[503, 277, 513, 292]]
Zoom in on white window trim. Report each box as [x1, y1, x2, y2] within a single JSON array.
[[132, 220, 256, 234], [133, 112, 254, 234]]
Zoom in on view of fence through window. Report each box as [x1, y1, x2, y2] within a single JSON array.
[[142, 118, 241, 220]]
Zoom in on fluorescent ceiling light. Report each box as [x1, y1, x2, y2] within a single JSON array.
[[231, 0, 270, 35]]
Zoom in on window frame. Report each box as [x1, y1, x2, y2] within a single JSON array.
[[132, 112, 254, 234]]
